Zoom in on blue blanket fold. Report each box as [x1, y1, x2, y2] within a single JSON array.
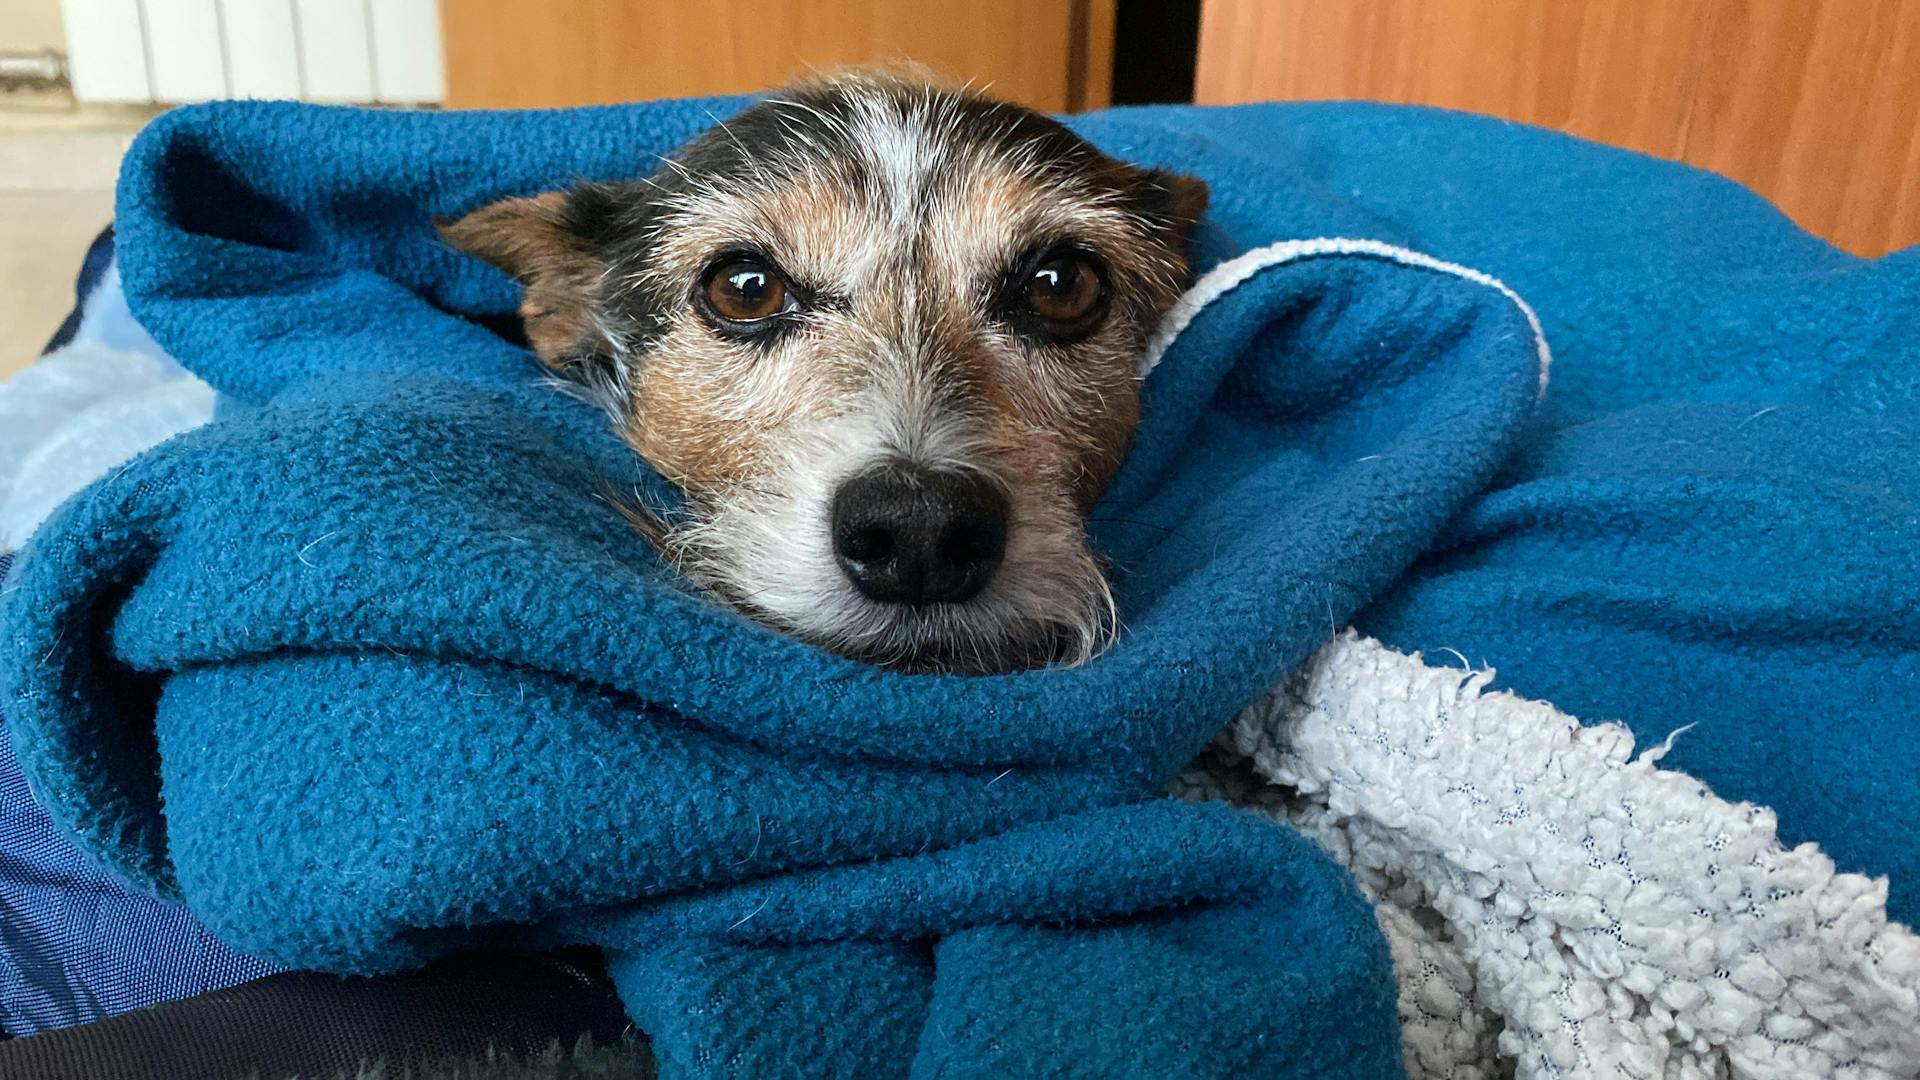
[[1, 99, 1552, 1076], [1086, 104, 1919, 925]]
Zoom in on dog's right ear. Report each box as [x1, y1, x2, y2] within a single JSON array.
[[437, 190, 614, 375], [1135, 169, 1210, 249]]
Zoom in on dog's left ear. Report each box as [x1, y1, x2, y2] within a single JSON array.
[[1136, 169, 1210, 247], [437, 190, 615, 375]]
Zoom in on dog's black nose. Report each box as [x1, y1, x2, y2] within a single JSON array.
[[830, 463, 1009, 606]]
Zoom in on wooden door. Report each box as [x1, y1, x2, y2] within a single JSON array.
[[440, 0, 1115, 114], [1195, 0, 1920, 256]]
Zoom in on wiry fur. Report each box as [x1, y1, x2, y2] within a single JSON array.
[[442, 71, 1205, 674]]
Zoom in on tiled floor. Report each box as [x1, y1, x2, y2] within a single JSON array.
[[1, 189, 116, 375], [1, 104, 151, 378]]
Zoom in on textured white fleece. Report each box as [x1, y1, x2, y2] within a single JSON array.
[[1176, 631, 1920, 1079], [0, 342, 214, 550]]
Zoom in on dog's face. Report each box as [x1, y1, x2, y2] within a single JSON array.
[[443, 73, 1205, 673]]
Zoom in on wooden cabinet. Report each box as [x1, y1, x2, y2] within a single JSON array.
[[440, 0, 1114, 114], [1195, 0, 1920, 256]]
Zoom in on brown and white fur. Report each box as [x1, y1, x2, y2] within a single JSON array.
[[441, 71, 1206, 674]]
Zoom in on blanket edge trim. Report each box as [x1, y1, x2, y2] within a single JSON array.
[[1142, 237, 1553, 396]]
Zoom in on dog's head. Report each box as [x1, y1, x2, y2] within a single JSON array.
[[442, 72, 1206, 673]]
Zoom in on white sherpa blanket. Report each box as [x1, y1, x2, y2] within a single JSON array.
[[1172, 632, 1920, 1079]]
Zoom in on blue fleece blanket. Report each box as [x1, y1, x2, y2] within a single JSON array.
[[0, 100, 1559, 1076], [1121, 104, 1919, 924]]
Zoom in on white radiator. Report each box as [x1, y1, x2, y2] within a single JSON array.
[[61, 0, 443, 104]]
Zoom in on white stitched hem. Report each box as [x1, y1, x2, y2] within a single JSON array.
[[1144, 237, 1552, 396]]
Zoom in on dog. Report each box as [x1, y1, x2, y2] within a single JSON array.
[[441, 71, 1207, 674]]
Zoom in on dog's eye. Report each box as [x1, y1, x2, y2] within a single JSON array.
[[703, 258, 791, 323], [1023, 250, 1106, 330]]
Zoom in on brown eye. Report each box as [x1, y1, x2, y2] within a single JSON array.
[[1023, 251, 1106, 328], [703, 258, 791, 323]]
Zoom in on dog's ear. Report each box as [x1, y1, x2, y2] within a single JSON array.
[[437, 189, 616, 375], [1135, 169, 1210, 248]]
